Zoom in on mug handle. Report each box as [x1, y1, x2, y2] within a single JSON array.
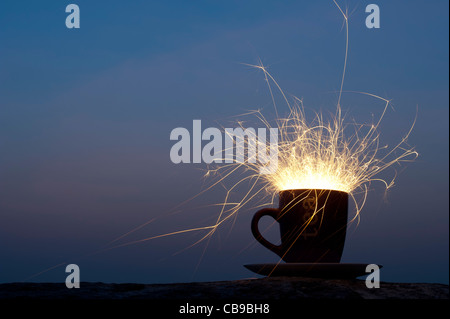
[[251, 208, 283, 257]]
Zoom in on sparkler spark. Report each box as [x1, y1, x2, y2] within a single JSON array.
[[202, 68, 418, 236]]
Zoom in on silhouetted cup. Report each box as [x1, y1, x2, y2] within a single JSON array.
[[251, 189, 348, 263]]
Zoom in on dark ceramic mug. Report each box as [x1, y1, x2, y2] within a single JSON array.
[[251, 189, 348, 263]]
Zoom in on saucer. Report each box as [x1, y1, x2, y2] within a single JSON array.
[[244, 263, 381, 279]]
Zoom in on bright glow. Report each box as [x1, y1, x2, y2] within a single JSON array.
[[205, 69, 418, 229], [235, 84, 418, 196]]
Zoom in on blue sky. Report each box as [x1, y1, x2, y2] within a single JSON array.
[[0, 0, 448, 284]]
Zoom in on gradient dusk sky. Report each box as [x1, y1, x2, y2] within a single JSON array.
[[0, 0, 448, 284]]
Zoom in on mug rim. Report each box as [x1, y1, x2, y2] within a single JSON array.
[[278, 188, 349, 196]]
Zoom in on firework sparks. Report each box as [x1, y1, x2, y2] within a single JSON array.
[[202, 70, 417, 234]]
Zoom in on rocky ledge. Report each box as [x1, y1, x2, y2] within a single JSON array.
[[0, 277, 448, 299]]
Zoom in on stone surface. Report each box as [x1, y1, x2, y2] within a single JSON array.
[[0, 277, 448, 299]]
